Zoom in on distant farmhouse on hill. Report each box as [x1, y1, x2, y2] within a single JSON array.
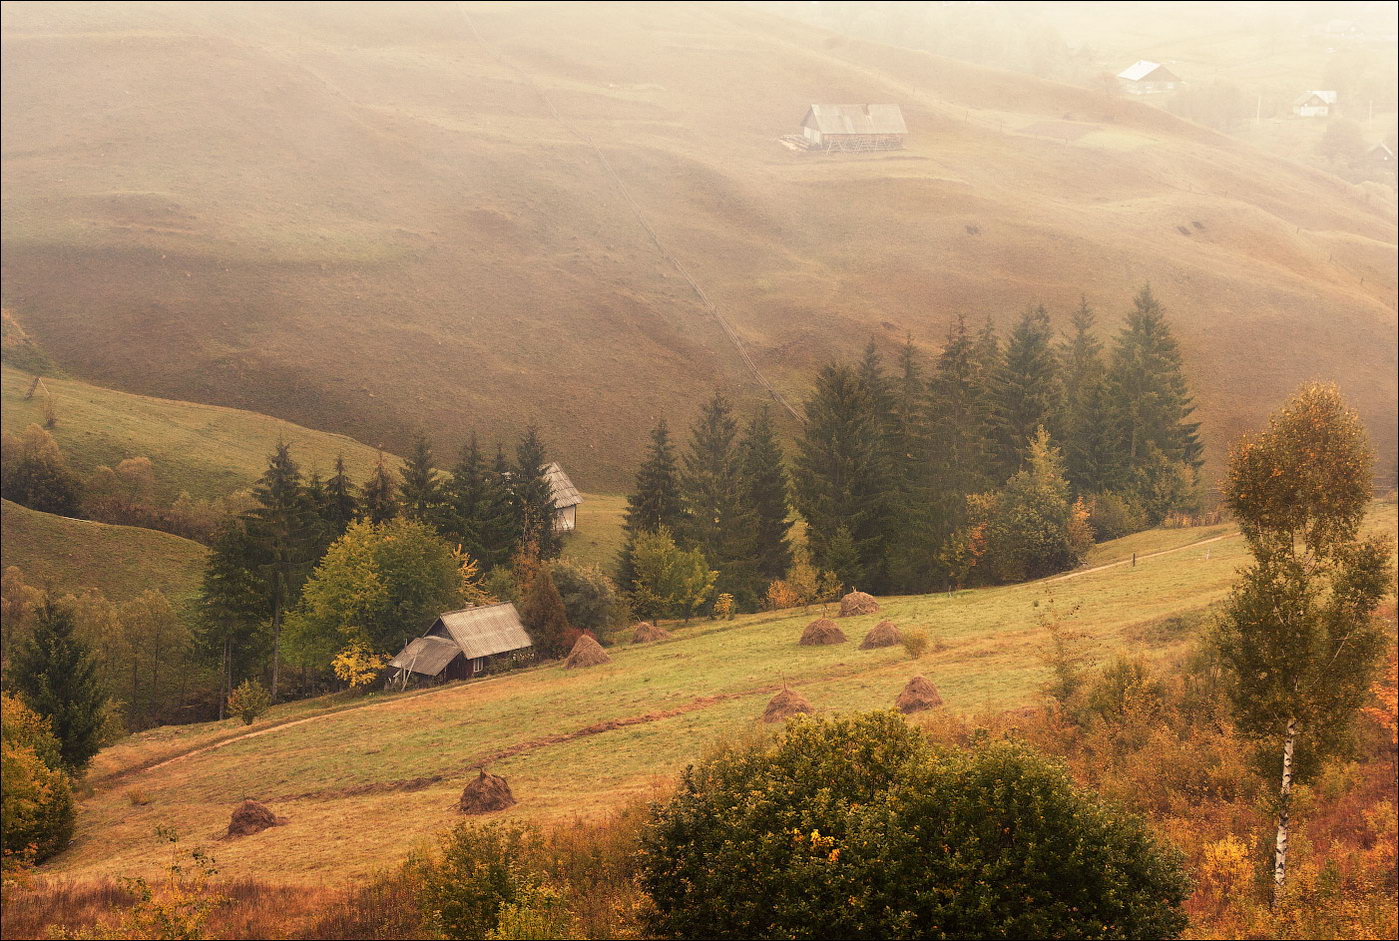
[[545, 461, 582, 532], [1292, 90, 1338, 117], [1117, 60, 1182, 95], [794, 104, 906, 152], [388, 603, 533, 683]]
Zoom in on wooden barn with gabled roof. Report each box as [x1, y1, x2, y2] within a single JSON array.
[[388, 602, 533, 682], [799, 104, 906, 152], [1117, 60, 1181, 95], [545, 461, 582, 532]]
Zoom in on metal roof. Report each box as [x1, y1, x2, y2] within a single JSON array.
[[388, 635, 462, 676], [545, 462, 582, 509], [803, 104, 907, 136], [430, 602, 533, 660], [1117, 60, 1179, 82]]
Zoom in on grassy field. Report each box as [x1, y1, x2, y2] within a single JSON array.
[[561, 492, 628, 570], [1, 2, 1393, 490], [0, 498, 206, 604], [50, 502, 1395, 885]]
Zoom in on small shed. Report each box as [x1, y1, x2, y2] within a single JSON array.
[[1292, 90, 1337, 117], [800, 104, 906, 152], [388, 603, 533, 682], [545, 461, 582, 532], [1117, 60, 1181, 95], [1368, 141, 1396, 167]]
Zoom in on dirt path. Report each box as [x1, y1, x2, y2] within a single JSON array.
[[1050, 531, 1237, 582]]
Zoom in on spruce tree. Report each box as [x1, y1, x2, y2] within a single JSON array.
[[884, 339, 936, 592], [991, 305, 1062, 480], [1106, 286, 1202, 475], [679, 394, 761, 607], [619, 419, 684, 588], [738, 405, 792, 582], [5, 597, 108, 772], [197, 520, 269, 719], [519, 565, 571, 658], [323, 455, 359, 540], [362, 455, 399, 524], [514, 426, 561, 559], [443, 435, 518, 571], [399, 433, 445, 525], [1059, 299, 1123, 493]]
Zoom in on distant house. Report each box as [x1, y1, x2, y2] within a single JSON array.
[[1367, 141, 1396, 168], [1116, 60, 1182, 95], [1292, 90, 1338, 117], [799, 104, 907, 152], [545, 461, 582, 532], [388, 603, 533, 683]]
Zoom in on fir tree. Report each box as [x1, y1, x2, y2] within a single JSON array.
[[5, 597, 109, 772], [884, 339, 937, 591], [514, 426, 561, 559], [738, 406, 792, 582], [362, 455, 399, 525], [1059, 299, 1123, 493], [197, 520, 268, 719], [519, 565, 571, 658], [443, 435, 518, 571], [323, 455, 359, 540], [991, 305, 1062, 480], [619, 419, 684, 588], [679, 394, 761, 607], [399, 433, 445, 525]]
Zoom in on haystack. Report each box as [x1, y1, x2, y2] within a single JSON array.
[[799, 618, 847, 646], [226, 799, 285, 838], [565, 634, 612, 668], [762, 687, 814, 723], [895, 676, 944, 714], [860, 619, 902, 649], [839, 590, 880, 617], [631, 621, 673, 644], [458, 769, 517, 814]]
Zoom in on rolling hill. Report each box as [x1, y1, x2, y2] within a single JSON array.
[[2, 1, 1394, 489], [50, 503, 1394, 884]]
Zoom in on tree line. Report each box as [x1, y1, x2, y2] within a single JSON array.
[[619, 286, 1204, 615]]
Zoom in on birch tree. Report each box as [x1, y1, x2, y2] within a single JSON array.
[[1216, 383, 1393, 905]]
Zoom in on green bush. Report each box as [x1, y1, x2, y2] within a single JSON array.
[[1088, 490, 1147, 541], [0, 693, 75, 865], [227, 679, 271, 725], [408, 822, 548, 940], [548, 558, 628, 643], [640, 712, 1190, 940]]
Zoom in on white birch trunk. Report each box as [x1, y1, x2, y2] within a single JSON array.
[[1273, 717, 1297, 906]]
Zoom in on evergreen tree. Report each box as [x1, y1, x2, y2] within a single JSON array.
[[323, 455, 359, 540], [679, 394, 761, 607], [619, 419, 684, 588], [792, 363, 893, 591], [519, 565, 571, 658], [399, 433, 445, 525], [197, 520, 269, 719], [362, 455, 398, 525], [5, 597, 108, 772], [443, 435, 518, 571], [738, 406, 793, 583], [980, 428, 1090, 582], [514, 426, 562, 559], [991, 305, 1062, 480], [1059, 299, 1124, 493], [884, 339, 936, 591], [1106, 286, 1203, 475]]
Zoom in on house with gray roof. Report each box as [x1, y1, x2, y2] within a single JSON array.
[[799, 104, 906, 152], [388, 602, 534, 682]]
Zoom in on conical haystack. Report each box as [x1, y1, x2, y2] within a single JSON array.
[[227, 799, 285, 838], [762, 687, 814, 723], [839, 591, 880, 617], [895, 676, 944, 714], [565, 633, 612, 668], [631, 621, 673, 644], [458, 769, 516, 814], [860, 619, 902, 649], [799, 617, 847, 646]]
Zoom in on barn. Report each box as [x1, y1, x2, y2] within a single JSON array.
[[546, 461, 582, 532], [1117, 60, 1182, 95], [799, 104, 906, 152], [1292, 90, 1337, 117], [388, 603, 533, 683]]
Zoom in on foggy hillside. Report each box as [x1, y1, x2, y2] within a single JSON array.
[[3, 0, 1394, 487]]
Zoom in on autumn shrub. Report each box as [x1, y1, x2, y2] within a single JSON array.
[[0, 693, 75, 867], [407, 822, 551, 940], [332, 642, 388, 690], [226, 680, 271, 726], [899, 628, 929, 659]]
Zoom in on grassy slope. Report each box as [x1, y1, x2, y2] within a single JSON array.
[[0, 498, 205, 604], [1, 3, 1393, 490], [54, 503, 1396, 884]]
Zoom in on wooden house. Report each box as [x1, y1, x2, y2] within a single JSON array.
[[388, 603, 533, 682], [1367, 141, 1396, 169], [1117, 60, 1182, 95], [545, 461, 582, 532], [799, 104, 906, 152], [1292, 91, 1337, 117]]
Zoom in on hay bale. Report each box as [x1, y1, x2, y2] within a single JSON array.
[[860, 619, 902, 649], [762, 687, 814, 723], [839, 590, 880, 617], [458, 769, 517, 814], [631, 621, 673, 644], [799, 618, 847, 646], [565, 634, 612, 668], [226, 800, 285, 838], [895, 676, 944, 714]]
